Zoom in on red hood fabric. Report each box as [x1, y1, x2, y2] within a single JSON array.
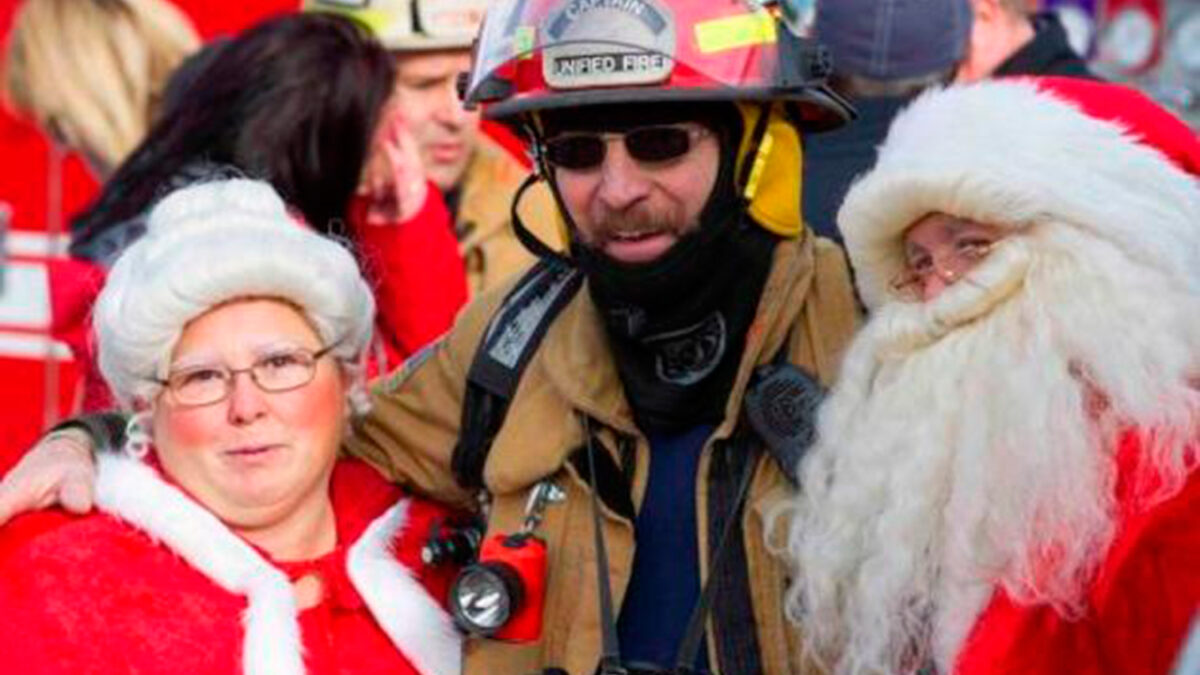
[[1028, 76, 1200, 177]]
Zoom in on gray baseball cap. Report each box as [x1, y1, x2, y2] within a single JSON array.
[[815, 0, 972, 80]]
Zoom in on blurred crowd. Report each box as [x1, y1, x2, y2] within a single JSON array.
[[0, 1, 1195, 675]]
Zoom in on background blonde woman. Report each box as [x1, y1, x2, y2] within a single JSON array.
[[3, 0, 199, 176]]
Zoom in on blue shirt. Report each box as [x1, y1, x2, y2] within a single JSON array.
[[616, 424, 714, 673]]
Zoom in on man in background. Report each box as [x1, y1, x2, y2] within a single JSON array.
[[802, 0, 972, 245], [305, 0, 559, 297], [957, 0, 1095, 81]]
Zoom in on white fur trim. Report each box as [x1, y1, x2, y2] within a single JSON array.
[[347, 502, 463, 675], [838, 80, 1200, 309], [95, 453, 305, 675]]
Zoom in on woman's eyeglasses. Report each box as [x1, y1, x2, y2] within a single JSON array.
[[154, 342, 340, 408], [540, 124, 710, 171]]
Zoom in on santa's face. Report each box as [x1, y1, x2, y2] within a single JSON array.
[[893, 213, 1007, 302]]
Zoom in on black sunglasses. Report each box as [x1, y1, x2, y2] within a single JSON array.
[[541, 124, 710, 171]]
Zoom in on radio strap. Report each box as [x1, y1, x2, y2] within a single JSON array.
[[582, 414, 630, 675], [673, 427, 757, 673], [581, 414, 758, 675]]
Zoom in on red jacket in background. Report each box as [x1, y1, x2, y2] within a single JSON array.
[[45, 257, 111, 411], [348, 183, 468, 375]]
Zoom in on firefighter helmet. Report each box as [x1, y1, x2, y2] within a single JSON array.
[[461, 0, 852, 131], [303, 0, 488, 51]]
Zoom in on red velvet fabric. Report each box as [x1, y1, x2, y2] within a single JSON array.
[[347, 184, 467, 374], [1029, 76, 1200, 177], [956, 433, 1200, 675], [0, 460, 460, 675], [45, 257, 112, 411]]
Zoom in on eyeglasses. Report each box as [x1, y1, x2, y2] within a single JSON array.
[[540, 124, 710, 171], [889, 238, 997, 301], [154, 343, 340, 408]]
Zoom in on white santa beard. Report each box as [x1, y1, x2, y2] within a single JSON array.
[[786, 225, 1200, 675]]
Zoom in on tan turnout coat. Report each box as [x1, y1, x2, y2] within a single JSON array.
[[348, 233, 859, 675]]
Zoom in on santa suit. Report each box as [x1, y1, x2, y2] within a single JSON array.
[[956, 431, 1200, 675], [0, 457, 462, 675], [789, 76, 1200, 675]]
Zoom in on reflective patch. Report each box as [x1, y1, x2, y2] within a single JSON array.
[[514, 25, 537, 56], [542, 0, 675, 90], [485, 265, 579, 369], [310, 0, 370, 8], [0, 262, 51, 327], [694, 11, 777, 54], [375, 337, 443, 395], [314, 7, 392, 35], [415, 0, 488, 40], [742, 131, 775, 201]]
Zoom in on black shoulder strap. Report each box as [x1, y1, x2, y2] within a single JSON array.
[[451, 258, 584, 489], [47, 412, 129, 455]]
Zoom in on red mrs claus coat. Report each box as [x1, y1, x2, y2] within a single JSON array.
[[0, 457, 462, 675]]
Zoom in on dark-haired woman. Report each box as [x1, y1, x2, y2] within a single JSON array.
[[50, 12, 466, 409]]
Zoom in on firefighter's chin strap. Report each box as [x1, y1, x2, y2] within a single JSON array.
[[737, 102, 773, 204], [580, 413, 757, 675], [510, 172, 570, 264]]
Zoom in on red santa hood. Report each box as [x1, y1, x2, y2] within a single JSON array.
[[837, 76, 1200, 310]]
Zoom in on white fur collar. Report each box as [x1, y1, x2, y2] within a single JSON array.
[[94, 454, 461, 675], [347, 498, 462, 675]]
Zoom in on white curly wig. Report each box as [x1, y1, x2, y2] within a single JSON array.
[[93, 178, 376, 414]]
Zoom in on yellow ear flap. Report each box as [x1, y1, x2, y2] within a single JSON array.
[[736, 103, 805, 239]]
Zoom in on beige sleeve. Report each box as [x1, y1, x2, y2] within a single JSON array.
[[799, 237, 862, 384], [344, 289, 510, 508]]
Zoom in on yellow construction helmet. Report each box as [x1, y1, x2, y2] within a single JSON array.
[[302, 0, 487, 51]]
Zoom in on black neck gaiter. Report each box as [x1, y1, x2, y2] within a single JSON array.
[[578, 215, 776, 434], [562, 103, 778, 433]]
